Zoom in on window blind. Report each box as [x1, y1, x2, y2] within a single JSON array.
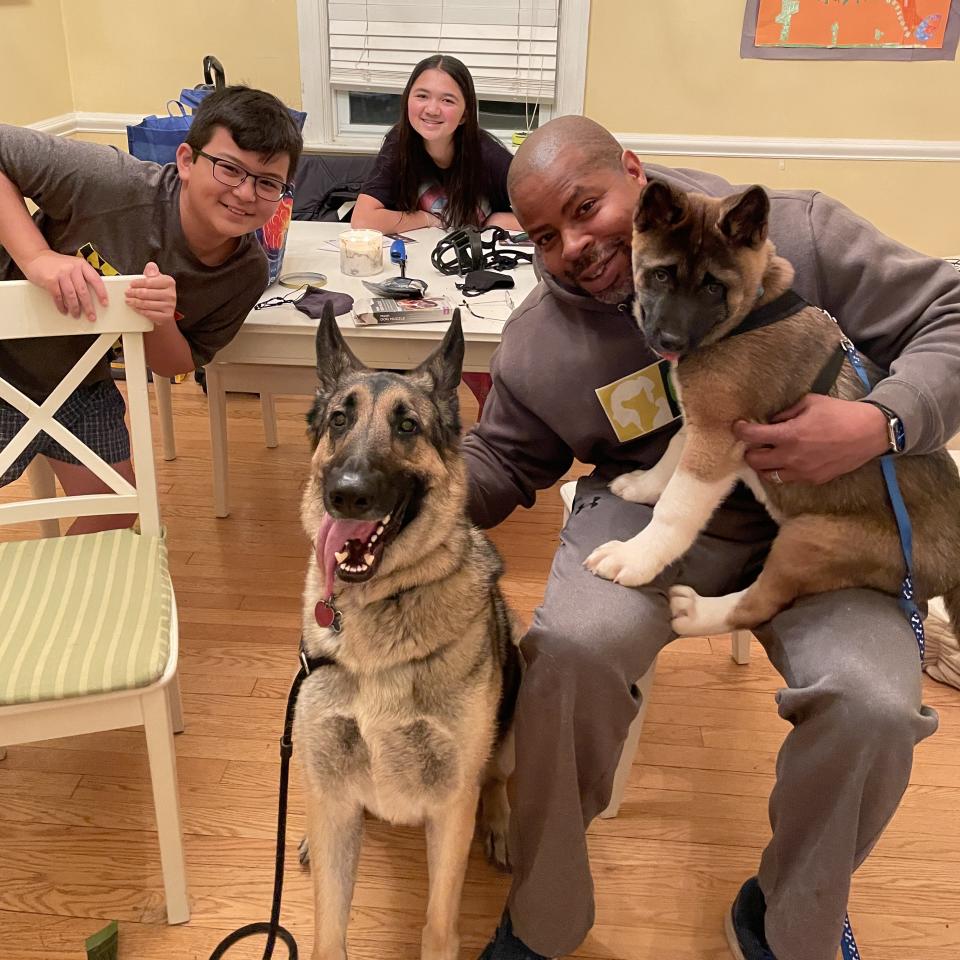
[[328, 0, 560, 100]]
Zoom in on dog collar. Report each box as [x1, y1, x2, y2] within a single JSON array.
[[299, 639, 337, 675], [729, 289, 808, 338]]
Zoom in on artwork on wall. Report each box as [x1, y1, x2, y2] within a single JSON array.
[[741, 0, 960, 60]]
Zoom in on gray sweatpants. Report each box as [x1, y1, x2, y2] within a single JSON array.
[[507, 476, 938, 960]]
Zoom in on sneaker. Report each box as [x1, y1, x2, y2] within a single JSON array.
[[724, 877, 777, 960], [477, 911, 554, 960]]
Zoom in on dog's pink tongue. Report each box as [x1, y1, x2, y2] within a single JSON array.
[[315, 514, 379, 598]]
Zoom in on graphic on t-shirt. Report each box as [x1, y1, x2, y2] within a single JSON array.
[[76, 242, 119, 277], [418, 182, 492, 223], [418, 183, 448, 216], [595, 359, 680, 443]]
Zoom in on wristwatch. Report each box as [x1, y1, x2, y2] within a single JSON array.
[[865, 401, 905, 454]]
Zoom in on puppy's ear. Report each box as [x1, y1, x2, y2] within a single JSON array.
[[634, 180, 688, 233], [314, 300, 365, 396], [718, 186, 769, 248]]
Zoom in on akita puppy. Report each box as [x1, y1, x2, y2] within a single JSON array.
[[585, 180, 960, 642]]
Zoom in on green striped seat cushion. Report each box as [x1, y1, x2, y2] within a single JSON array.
[[0, 529, 173, 705]]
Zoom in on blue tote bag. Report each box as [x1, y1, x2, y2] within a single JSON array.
[[126, 101, 193, 166]]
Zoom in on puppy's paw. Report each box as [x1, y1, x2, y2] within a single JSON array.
[[610, 470, 663, 504], [298, 835, 310, 868], [669, 585, 735, 636], [584, 539, 660, 587]]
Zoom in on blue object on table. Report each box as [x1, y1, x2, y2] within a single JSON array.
[[390, 238, 407, 276]]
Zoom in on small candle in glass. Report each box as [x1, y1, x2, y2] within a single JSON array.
[[338, 229, 384, 277]]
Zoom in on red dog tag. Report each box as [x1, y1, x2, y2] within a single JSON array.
[[315, 601, 335, 628]]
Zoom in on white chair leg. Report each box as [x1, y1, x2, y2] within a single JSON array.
[[26, 457, 60, 539], [731, 629, 752, 665], [154, 376, 177, 461], [166, 671, 185, 734], [143, 688, 190, 924], [260, 393, 279, 449], [600, 660, 658, 819]]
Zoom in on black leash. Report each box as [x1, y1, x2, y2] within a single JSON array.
[[208, 644, 335, 960]]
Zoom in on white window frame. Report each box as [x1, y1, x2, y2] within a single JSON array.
[[297, 0, 590, 152], [333, 89, 555, 144]]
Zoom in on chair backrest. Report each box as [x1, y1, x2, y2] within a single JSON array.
[[291, 153, 378, 222], [0, 277, 161, 535]]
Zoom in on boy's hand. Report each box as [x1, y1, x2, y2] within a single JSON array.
[[126, 262, 178, 329], [22, 250, 108, 321]]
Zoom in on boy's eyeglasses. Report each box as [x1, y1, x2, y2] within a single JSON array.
[[195, 150, 290, 202]]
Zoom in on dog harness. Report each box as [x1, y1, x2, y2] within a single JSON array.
[[727, 289, 847, 397]]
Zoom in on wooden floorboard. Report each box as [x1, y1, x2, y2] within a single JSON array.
[[1, 381, 958, 959]]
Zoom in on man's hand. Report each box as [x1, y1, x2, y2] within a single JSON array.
[[733, 394, 890, 485], [22, 250, 108, 321], [126, 262, 177, 329]]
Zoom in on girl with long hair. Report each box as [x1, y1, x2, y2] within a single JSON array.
[[352, 55, 521, 233]]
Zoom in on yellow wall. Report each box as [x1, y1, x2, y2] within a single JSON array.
[[3, 1, 958, 255], [585, 1, 960, 140], [59, 0, 302, 116], [0, 0, 73, 124], [585, 1, 960, 257]]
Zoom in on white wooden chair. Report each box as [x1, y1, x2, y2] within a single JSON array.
[[559, 480, 752, 818], [0, 277, 189, 924]]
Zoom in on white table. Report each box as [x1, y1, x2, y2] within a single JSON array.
[[206, 221, 537, 517]]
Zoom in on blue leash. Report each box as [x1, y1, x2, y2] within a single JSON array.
[[831, 324, 926, 960]]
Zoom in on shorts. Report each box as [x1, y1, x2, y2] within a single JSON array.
[[0, 379, 130, 487]]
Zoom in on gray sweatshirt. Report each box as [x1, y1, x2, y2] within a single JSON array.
[[463, 163, 960, 532]]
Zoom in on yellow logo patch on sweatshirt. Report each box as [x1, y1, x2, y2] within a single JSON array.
[[595, 358, 680, 443]]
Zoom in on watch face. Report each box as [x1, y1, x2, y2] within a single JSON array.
[[892, 417, 906, 453]]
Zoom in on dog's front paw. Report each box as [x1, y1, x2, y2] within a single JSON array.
[[298, 835, 310, 867], [584, 538, 659, 587], [420, 928, 459, 960], [669, 585, 736, 636], [483, 822, 511, 873], [610, 469, 663, 505]]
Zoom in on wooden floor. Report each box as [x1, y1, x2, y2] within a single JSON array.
[[2, 382, 959, 960]]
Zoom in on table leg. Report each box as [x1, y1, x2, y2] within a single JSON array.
[[206, 364, 231, 518], [260, 393, 278, 449], [154, 376, 177, 461]]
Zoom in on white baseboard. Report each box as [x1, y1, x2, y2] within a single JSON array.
[[29, 112, 960, 162], [620, 133, 960, 163]]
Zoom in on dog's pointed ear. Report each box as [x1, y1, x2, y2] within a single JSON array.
[[315, 301, 365, 395], [634, 180, 688, 233], [718, 186, 770, 248], [414, 309, 465, 399]]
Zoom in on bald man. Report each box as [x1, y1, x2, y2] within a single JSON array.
[[462, 116, 960, 960]]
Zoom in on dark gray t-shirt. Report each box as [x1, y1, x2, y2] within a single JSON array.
[[0, 125, 268, 401], [360, 126, 513, 226]]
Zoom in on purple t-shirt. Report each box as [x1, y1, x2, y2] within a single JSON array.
[[360, 127, 512, 226]]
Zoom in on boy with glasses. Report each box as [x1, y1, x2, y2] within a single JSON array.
[[0, 85, 302, 532]]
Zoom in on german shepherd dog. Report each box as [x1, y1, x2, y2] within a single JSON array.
[[294, 306, 520, 960], [585, 180, 960, 641]]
